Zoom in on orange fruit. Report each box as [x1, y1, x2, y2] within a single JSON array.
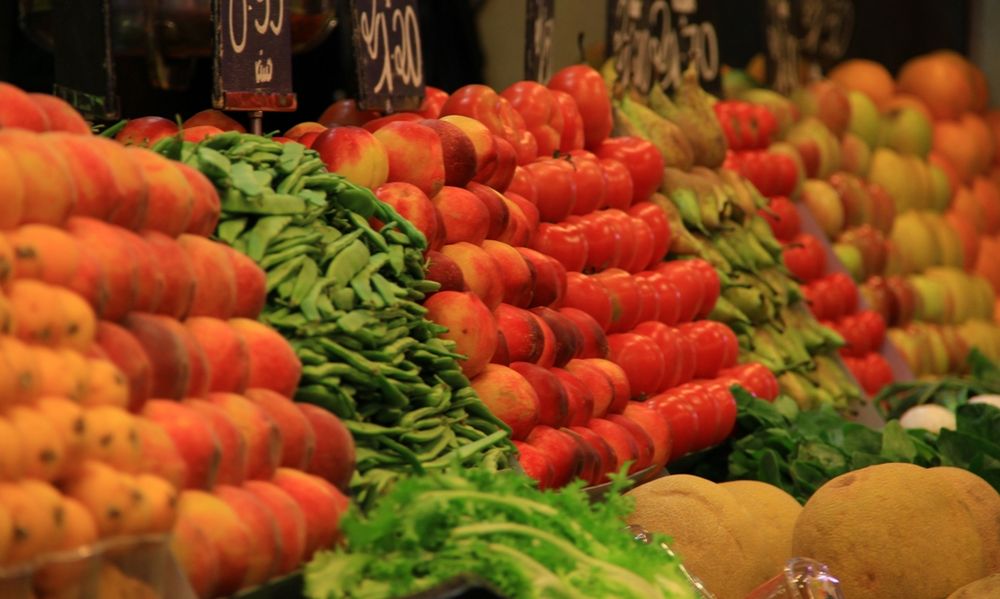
[[829, 59, 895, 108]]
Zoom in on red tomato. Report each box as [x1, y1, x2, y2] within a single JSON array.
[[606, 333, 665, 399], [677, 383, 719, 451], [654, 261, 704, 323], [501, 81, 564, 157], [759, 196, 801, 242], [673, 331, 697, 386], [573, 212, 622, 272], [721, 362, 780, 401], [860, 352, 894, 394], [625, 217, 656, 274], [731, 104, 758, 150], [602, 209, 637, 270], [530, 222, 589, 273], [771, 154, 799, 197], [547, 65, 613, 150], [783, 234, 826, 282], [418, 86, 449, 119], [753, 105, 777, 145], [524, 158, 577, 222], [855, 310, 887, 350], [594, 269, 641, 333], [828, 273, 859, 314], [600, 158, 635, 210], [634, 271, 682, 325], [647, 391, 699, 461], [802, 282, 833, 321], [562, 272, 615, 332], [550, 89, 585, 152], [627, 201, 671, 269], [594, 137, 664, 204], [702, 380, 737, 445], [679, 259, 721, 319], [566, 151, 607, 215], [631, 321, 682, 391], [506, 167, 538, 204], [677, 321, 737, 378], [632, 275, 661, 326]]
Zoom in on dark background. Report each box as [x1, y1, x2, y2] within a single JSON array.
[[0, 0, 973, 131]]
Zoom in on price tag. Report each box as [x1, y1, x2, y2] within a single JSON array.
[[51, 0, 119, 120], [607, 0, 721, 95], [349, 0, 426, 113], [524, 0, 555, 82], [763, 0, 802, 95], [797, 0, 855, 69], [212, 0, 297, 112]]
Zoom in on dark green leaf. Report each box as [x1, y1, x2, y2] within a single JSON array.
[[880, 420, 917, 462]]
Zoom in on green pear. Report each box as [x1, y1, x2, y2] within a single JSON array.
[[786, 117, 841, 179], [618, 97, 695, 170], [801, 178, 844, 238], [889, 211, 940, 274], [879, 106, 932, 158], [846, 90, 880, 148], [908, 274, 949, 323], [869, 147, 918, 213], [648, 63, 727, 168], [927, 162, 952, 212]]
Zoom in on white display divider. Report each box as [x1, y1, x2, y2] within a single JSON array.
[[793, 203, 912, 429]]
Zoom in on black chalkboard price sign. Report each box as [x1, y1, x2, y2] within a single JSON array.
[[211, 0, 297, 121], [51, 0, 119, 120], [606, 0, 720, 95], [763, 0, 801, 95], [350, 0, 426, 113], [525, 0, 555, 82], [796, 0, 855, 70]]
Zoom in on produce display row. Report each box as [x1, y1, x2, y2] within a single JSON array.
[[0, 31, 998, 599]]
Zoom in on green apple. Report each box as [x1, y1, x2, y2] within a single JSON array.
[[833, 242, 865, 281], [879, 106, 933, 158], [847, 90, 880, 148], [801, 178, 845, 238]]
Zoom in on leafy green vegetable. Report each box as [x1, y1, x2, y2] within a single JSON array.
[[672, 387, 1000, 503], [303, 468, 699, 599]]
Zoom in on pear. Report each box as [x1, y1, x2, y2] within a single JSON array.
[[869, 147, 919, 213], [890, 211, 940, 273], [618, 97, 694, 169], [648, 63, 727, 168]]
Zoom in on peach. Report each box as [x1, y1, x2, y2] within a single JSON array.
[[115, 116, 179, 147], [0, 147, 25, 229], [516, 247, 566, 308], [62, 460, 133, 537], [423, 290, 498, 378], [529, 312, 557, 368], [95, 321, 153, 411], [621, 401, 672, 472], [242, 480, 308, 575], [524, 425, 583, 488], [178, 234, 238, 318], [552, 367, 595, 426], [87, 135, 150, 229], [0, 480, 60, 564], [206, 392, 281, 481], [558, 307, 608, 359], [142, 399, 221, 490], [135, 473, 179, 533], [497, 195, 532, 247], [509, 361, 568, 428], [184, 399, 249, 486], [164, 316, 213, 398], [586, 417, 638, 474], [67, 217, 139, 320], [183, 109, 246, 132], [565, 359, 616, 418], [117, 227, 166, 313], [284, 122, 327, 139], [373, 121, 446, 197], [174, 489, 254, 597], [470, 364, 540, 440], [176, 161, 221, 236], [568, 425, 616, 484], [466, 182, 511, 240], [271, 468, 350, 557], [214, 485, 281, 586], [362, 112, 424, 132], [224, 245, 267, 319], [79, 405, 142, 473], [491, 331, 511, 365], [439, 114, 497, 176], [494, 303, 545, 363], [182, 125, 225, 143], [46, 132, 116, 222], [229, 318, 302, 397], [0, 128, 76, 225], [440, 241, 503, 310], [143, 230, 197, 319], [605, 413, 654, 473], [582, 358, 631, 414], [123, 312, 192, 399], [0, 83, 49, 130], [425, 250, 467, 292], [312, 126, 390, 189], [476, 135, 518, 192], [559, 426, 602, 485], [318, 100, 381, 127], [512, 440, 555, 489], [7, 404, 67, 481], [135, 418, 188, 489], [185, 316, 250, 393], [33, 495, 98, 593], [374, 182, 442, 249], [169, 506, 220, 599], [531, 307, 583, 368], [296, 403, 355, 492], [245, 387, 316, 470], [482, 240, 533, 307], [432, 185, 490, 245], [420, 118, 477, 187]]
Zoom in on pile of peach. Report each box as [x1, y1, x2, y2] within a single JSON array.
[[0, 85, 354, 599]]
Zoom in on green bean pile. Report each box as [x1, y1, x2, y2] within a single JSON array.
[[155, 132, 514, 508]]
